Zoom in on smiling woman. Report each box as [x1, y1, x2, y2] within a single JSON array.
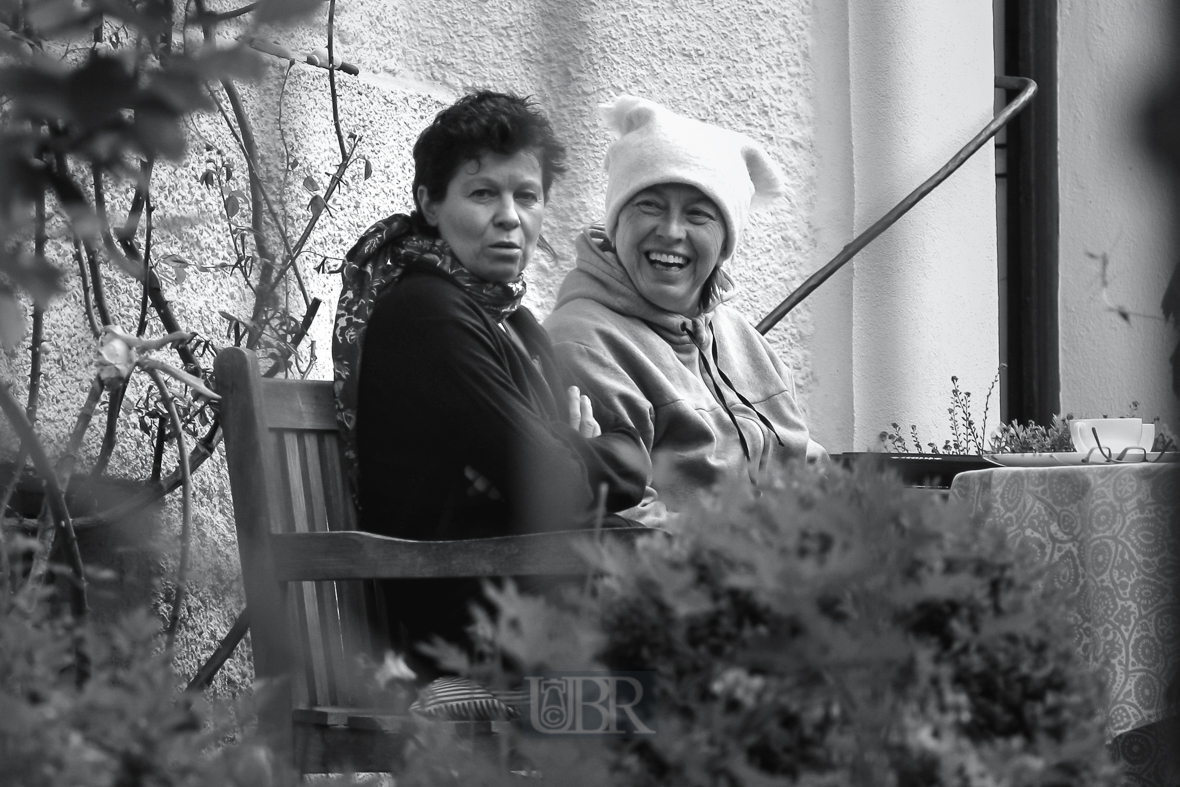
[[546, 95, 826, 525], [614, 183, 728, 315], [331, 92, 649, 675]]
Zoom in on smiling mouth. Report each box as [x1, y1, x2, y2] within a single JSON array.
[[646, 251, 689, 271]]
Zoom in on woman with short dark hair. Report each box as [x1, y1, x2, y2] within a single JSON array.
[[332, 92, 647, 672]]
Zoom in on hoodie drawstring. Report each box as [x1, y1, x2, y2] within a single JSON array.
[[706, 323, 786, 449], [682, 322, 786, 477]]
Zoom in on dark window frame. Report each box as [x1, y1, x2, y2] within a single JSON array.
[[1001, 0, 1060, 425]]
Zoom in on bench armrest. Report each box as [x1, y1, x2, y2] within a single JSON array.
[[269, 527, 658, 581]]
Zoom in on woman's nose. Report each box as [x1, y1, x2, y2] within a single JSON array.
[[493, 196, 520, 228], [657, 211, 687, 239]]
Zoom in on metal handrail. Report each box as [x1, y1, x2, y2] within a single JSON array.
[[757, 75, 1038, 335]]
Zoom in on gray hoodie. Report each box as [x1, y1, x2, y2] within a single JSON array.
[[545, 227, 826, 524]]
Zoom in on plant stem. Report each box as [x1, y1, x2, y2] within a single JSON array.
[[0, 381, 89, 617], [148, 369, 192, 650], [327, 0, 347, 161]]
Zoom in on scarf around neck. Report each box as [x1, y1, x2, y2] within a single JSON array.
[[333, 212, 526, 508], [346, 212, 527, 322]]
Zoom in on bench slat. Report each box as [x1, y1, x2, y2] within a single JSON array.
[[300, 432, 353, 703], [262, 378, 338, 430], [270, 528, 655, 581], [282, 431, 332, 706]]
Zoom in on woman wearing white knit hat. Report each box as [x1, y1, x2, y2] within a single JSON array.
[[545, 95, 826, 525]]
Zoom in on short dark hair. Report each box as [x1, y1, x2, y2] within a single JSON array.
[[411, 91, 568, 215]]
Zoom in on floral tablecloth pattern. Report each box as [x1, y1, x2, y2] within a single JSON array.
[[950, 464, 1179, 741]]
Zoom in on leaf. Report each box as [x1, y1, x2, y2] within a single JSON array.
[[0, 250, 65, 307], [199, 169, 216, 188], [224, 195, 240, 218], [218, 311, 254, 329], [363, 157, 373, 180], [303, 175, 320, 192], [308, 194, 325, 219]]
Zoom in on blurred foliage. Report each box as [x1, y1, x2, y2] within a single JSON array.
[[401, 461, 1119, 786], [0, 592, 294, 786]]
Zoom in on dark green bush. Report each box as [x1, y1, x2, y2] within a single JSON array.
[[0, 594, 290, 787], [406, 461, 1119, 787]]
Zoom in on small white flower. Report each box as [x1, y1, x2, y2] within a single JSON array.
[[96, 326, 137, 385]]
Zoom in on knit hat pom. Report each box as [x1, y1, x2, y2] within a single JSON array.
[[598, 95, 785, 262], [599, 95, 657, 139], [742, 142, 786, 207]]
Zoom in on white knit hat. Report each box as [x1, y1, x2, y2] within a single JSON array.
[[600, 95, 785, 262]]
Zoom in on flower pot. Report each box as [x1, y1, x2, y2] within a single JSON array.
[[831, 452, 993, 488]]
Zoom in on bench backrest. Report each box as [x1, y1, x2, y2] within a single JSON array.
[[216, 347, 382, 710], [215, 346, 654, 720]]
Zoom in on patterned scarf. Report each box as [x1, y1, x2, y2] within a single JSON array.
[[343, 213, 526, 323], [332, 212, 526, 505]]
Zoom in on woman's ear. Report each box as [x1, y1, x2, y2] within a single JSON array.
[[417, 185, 440, 226]]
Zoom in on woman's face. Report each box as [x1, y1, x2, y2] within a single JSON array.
[[614, 183, 727, 315], [418, 149, 545, 282]]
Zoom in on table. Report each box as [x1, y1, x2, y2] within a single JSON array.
[[950, 463, 1179, 784]]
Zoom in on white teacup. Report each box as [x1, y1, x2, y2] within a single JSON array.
[[1070, 417, 1152, 454]]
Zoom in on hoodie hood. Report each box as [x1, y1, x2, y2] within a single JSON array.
[[556, 225, 738, 348]]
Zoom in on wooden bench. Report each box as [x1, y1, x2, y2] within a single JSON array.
[[214, 347, 651, 773]]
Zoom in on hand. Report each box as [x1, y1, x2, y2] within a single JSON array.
[[567, 385, 601, 438], [464, 465, 502, 500]]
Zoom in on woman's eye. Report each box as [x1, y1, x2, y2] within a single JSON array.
[[688, 208, 717, 223], [470, 188, 495, 199], [517, 191, 541, 206], [634, 199, 663, 214]]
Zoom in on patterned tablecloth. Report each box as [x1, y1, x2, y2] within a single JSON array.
[[950, 463, 1179, 742]]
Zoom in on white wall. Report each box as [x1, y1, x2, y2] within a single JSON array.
[[844, 0, 1000, 451], [272, 0, 822, 408], [1058, 0, 1178, 427]]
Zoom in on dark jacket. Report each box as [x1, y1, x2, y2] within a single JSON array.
[[356, 260, 649, 541]]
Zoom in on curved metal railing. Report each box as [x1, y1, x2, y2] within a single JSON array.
[[756, 75, 1038, 335]]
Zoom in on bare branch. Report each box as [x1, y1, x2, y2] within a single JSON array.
[[148, 369, 192, 650], [188, 2, 258, 24], [0, 381, 90, 616], [327, 0, 347, 160]]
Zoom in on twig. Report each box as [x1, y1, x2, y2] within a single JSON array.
[[91, 380, 127, 477], [219, 79, 279, 290], [148, 369, 192, 650], [52, 149, 112, 328], [266, 136, 359, 290], [277, 63, 294, 236], [205, 85, 311, 316], [0, 452, 24, 592], [150, 417, 166, 483], [326, 0, 347, 161], [63, 231, 102, 337], [117, 158, 155, 244], [74, 426, 222, 529], [29, 180, 46, 423], [135, 193, 153, 336], [185, 608, 249, 691], [0, 381, 89, 616], [263, 297, 321, 377], [188, 1, 257, 24]]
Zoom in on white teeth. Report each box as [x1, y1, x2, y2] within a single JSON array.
[[647, 252, 688, 267]]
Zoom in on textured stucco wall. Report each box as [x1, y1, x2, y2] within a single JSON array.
[[1, 0, 823, 695], [847, 0, 1000, 450], [1058, 0, 1178, 426], [3, 0, 1011, 695], [275, 0, 822, 408]]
